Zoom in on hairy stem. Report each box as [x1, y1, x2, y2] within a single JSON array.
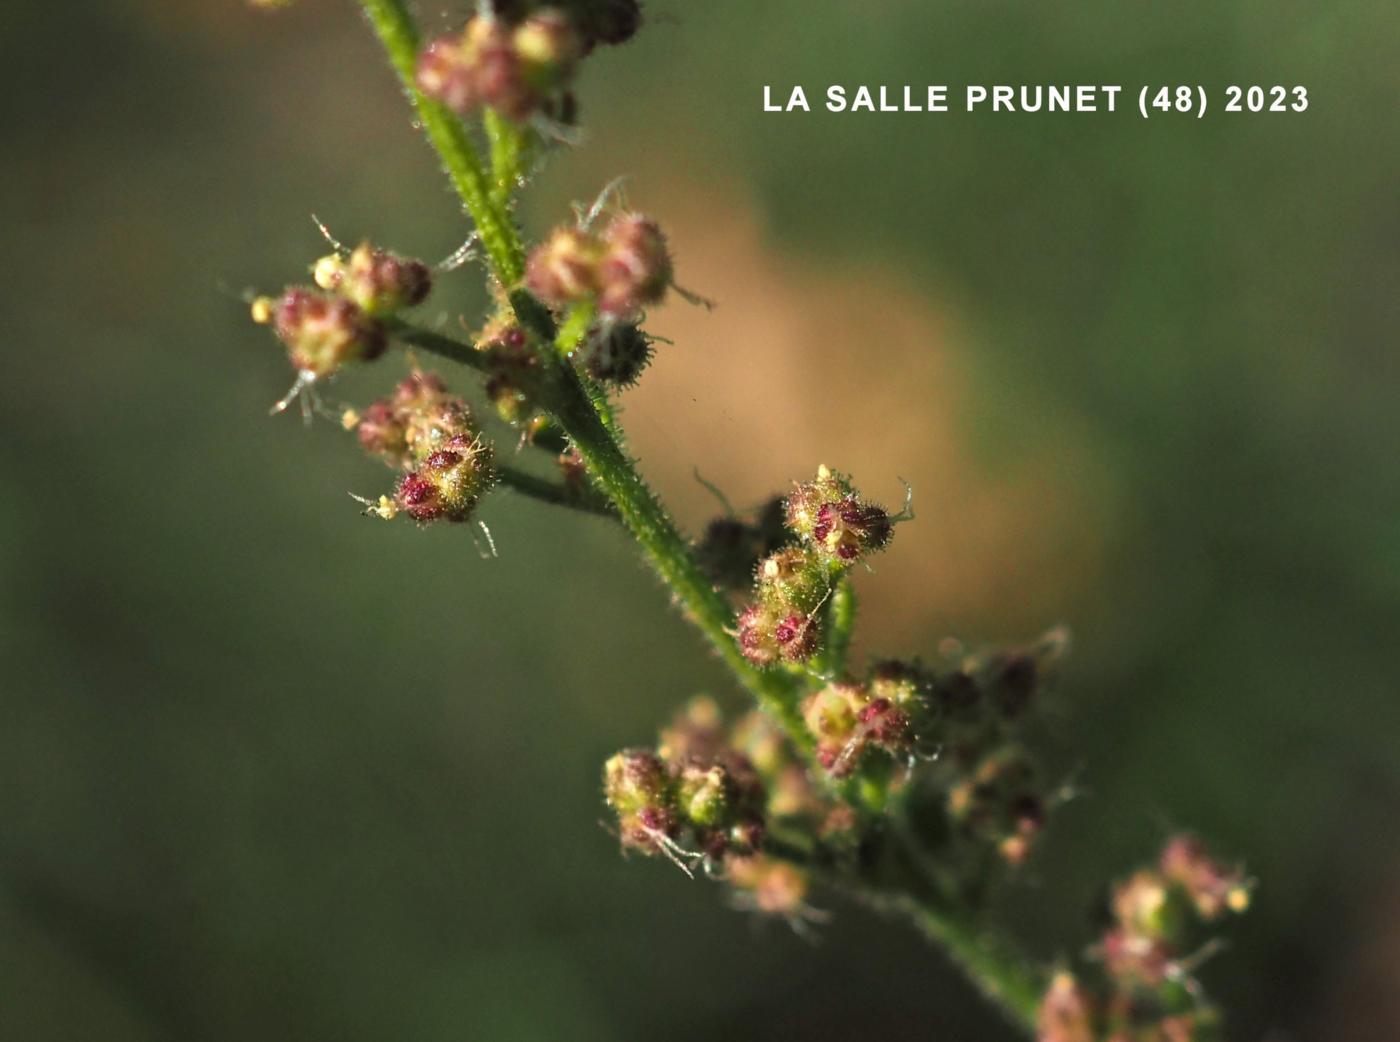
[[496, 465, 616, 520], [384, 319, 489, 372], [353, 0, 811, 756], [852, 829, 1043, 1035], [483, 108, 528, 211], [357, 0, 525, 283]]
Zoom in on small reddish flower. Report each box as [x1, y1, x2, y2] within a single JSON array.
[[272, 287, 384, 377], [324, 243, 431, 316], [597, 213, 672, 316], [525, 226, 603, 306]]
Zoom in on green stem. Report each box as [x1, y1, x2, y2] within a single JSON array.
[[540, 359, 813, 747], [855, 830, 1043, 1035], [496, 465, 616, 520], [484, 108, 529, 211], [498, 464, 618, 518], [356, 0, 526, 284], [383, 319, 489, 372], [555, 300, 596, 358], [819, 576, 857, 676], [353, 3, 811, 755], [874, 890, 1043, 1033]]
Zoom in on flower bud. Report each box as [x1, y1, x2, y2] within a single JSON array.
[[585, 322, 653, 386], [394, 434, 494, 523], [469, 16, 537, 121], [416, 33, 480, 113], [525, 226, 602, 307], [513, 9, 582, 91], [786, 465, 891, 563], [271, 287, 385, 377], [1037, 972, 1097, 1042], [356, 398, 410, 466], [330, 243, 431, 317], [603, 748, 678, 853], [677, 762, 731, 828], [597, 213, 672, 317], [802, 681, 866, 776], [417, 12, 583, 123], [1100, 925, 1173, 986], [756, 547, 832, 615], [1158, 835, 1251, 920], [1113, 869, 1184, 940], [738, 602, 817, 666]]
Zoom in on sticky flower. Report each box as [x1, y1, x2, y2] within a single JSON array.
[[314, 242, 431, 317], [264, 287, 385, 378], [737, 602, 817, 667], [603, 749, 678, 854], [786, 465, 892, 563], [525, 225, 604, 306], [596, 213, 672, 317], [416, 10, 582, 123], [394, 434, 494, 523]]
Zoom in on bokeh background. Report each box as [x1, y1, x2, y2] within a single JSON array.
[[3, 1, 1398, 1039]]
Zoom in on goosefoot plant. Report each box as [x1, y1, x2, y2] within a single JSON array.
[[244, 2, 1253, 1038]]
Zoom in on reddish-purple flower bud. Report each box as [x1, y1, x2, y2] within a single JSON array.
[[739, 602, 818, 667], [802, 682, 867, 776], [272, 287, 384, 377], [356, 398, 410, 466], [471, 17, 536, 120], [416, 12, 582, 123], [393, 434, 493, 523], [321, 243, 431, 317], [785, 465, 893, 564], [525, 226, 603, 307], [604, 748, 679, 855], [737, 603, 781, 666], [597, 213, 672, 317], [416, 33, 480, 113]]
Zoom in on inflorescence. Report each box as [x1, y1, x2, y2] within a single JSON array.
[[246, 3, 1253, 1038]]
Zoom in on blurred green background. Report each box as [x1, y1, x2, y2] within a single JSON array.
[[2, 1, 1398, 1039]]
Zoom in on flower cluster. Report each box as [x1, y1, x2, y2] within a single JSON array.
[[249, 2, 1259, 1030], [604, 697, 853, 916], [417, 9, 583, 123], [737, 466, 892, 668], [351, 371, 495, 524], [1037, 836, 1251, 1042], [251, 242, 431, 381], [604, 697, 767, 874], [526, 213, 673, 319]]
